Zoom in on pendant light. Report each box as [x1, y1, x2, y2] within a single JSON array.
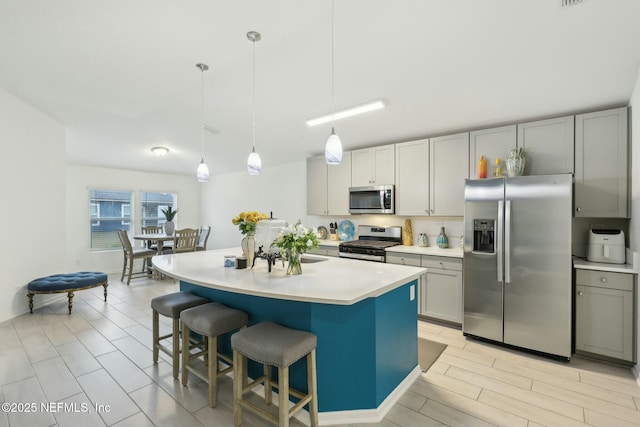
[[247, 31, 262, 176], [196, 63, 210, 182], [325, 0, 343, 165]]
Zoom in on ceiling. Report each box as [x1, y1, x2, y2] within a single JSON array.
[[1, 0, 639, 177]]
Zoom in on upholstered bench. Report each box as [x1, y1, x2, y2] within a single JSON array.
[[27, 272, 108, 314]]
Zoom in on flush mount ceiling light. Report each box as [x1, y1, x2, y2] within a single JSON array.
[[151, 146, 169, 157], [196, 63, 210, 183], [306, 99, 386, 127], [246, 31, 262, 176]]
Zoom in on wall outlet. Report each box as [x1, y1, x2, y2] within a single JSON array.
[[410, 284, 415, 301]]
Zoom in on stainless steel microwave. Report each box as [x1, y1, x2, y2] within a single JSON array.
[[349, 185, 394, 214]]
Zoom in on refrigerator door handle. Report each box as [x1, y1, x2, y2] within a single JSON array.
[[497, 200, 504, 282], [505, 200, 511, 283]]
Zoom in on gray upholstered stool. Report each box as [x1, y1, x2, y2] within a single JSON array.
[[180, 302, 249, 407], [231, 321, 318, 427], [151, 292, 209, 378]]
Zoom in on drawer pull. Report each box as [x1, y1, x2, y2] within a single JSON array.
[[578, 291, 584, 296], [600, 277, 607, 283]]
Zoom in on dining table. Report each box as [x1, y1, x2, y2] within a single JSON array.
[[132, 232, 175, 254]]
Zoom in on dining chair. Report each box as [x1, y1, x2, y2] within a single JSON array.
[[141, 225, 163, 251], [166, 228, 199, 254], [117, 229, 156, 285], [196, 225, 211, 251]]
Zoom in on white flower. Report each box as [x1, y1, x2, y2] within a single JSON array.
[[306, 239, 312, 247]]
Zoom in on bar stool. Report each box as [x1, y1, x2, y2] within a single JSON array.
[[151, 291, 209, 378], [181, 302, 249, 407], [231, 321, 318, 427]]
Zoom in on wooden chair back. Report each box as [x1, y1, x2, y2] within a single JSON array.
[[141, 225, 163, 249], [173, 228, 199, 253], [117, 229, 133, 253], [197, 225, 211, 250]]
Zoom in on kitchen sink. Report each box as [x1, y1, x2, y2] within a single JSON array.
[[300, 256, 328, 263]]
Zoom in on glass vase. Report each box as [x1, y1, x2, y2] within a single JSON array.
[[286, 248, 302, 275], [436, 227, 449, 249], [241, 233, 256, 267]]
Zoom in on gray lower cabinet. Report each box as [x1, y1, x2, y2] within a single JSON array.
[[575, 269, 635, 363], [421, 256, 463, 325]]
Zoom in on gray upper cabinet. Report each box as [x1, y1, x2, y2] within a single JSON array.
[[395, 139, 430, 216], [351, 145, 395, 187], [306, 152, 352, 216], [469, 125, 516, 179], [517, 116, 574, 175], [575, 107, 629, 218], [430, 133, 469, 216]]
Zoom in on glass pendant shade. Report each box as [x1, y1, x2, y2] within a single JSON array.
[[247, 148, 262, 176], [325, 127, 343, 165], [196, 158, 209, 182]]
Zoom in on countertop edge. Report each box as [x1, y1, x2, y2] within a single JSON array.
[[573, 257, 638, 274]]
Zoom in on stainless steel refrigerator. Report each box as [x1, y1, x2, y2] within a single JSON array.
[[463, 174, 573, 359]]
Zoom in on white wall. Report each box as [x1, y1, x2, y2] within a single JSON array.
[[201, 161, 308, 249], [66, 165, 201, 274], [0, 88, 66, 323]]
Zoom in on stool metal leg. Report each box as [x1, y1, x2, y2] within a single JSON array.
[[307, 349, 319, 427], [152, 310, 159, 363], [172, 317, 180, 378], [279, 366, 290, 427]]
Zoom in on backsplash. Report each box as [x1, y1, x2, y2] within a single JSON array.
[[306, 214, 464, 248]]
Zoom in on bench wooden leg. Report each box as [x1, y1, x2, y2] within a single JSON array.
[[102, 283, 108, 301], [28, 292, 34, 313], [67, 291, 74, 314]]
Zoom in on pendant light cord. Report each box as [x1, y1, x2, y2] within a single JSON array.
[[330, 0, 335, 128], [200, 65, 205, 159], [252, 37, 256, 152]]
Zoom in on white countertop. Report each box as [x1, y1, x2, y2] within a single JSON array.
[[573, 257, 638, 274], [386, 245, 464, 258], [152, 248, 425, 305]]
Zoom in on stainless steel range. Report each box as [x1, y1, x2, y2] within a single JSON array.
[[338, 225, 402, 262]]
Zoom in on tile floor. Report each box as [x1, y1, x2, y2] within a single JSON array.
[[1, 273, 640, 427]]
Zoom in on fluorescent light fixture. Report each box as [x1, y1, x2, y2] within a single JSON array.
[[151, 146, 169, 156], [306, 99, 385, 127]]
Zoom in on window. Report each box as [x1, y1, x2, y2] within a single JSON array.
[[141, 192, 177, 228], [89, 189, 133, 250]]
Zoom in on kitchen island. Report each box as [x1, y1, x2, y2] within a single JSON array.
[[152, 248, 425, 425]]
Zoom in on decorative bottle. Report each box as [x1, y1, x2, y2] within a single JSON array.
[[493, 158, 502, 177], [417, 233, 428, 247], [478, 155, 487, 179], [436, 227, 448, 249]]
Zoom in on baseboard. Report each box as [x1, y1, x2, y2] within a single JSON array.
[[633, 364, 640, 387]]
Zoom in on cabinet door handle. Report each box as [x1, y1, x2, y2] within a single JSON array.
[[578, 291, 584, 296], [576, 207, 582, 212], [600, 277, 607, 282]]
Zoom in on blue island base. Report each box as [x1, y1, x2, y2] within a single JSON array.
[[180, 279, 418, 421]]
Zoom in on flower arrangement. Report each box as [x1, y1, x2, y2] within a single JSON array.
[[232, 211, 269, 235], [272, 221, 319, 275], [272, 221, 319, 253]]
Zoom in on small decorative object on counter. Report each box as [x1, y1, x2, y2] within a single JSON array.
[[459, 235, 464, 249], [478, 155, 487, 179], [505, 148, 525, 177], [493, 158, 502, 177], [437, 227, 449, 249], [272, 220, 319, 275], [224, 255, 236, 268], [232, 211, 269, 267], [236, 257, 248, 269], [402, 219, 413, 246], [418, 233, 428, 247]]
